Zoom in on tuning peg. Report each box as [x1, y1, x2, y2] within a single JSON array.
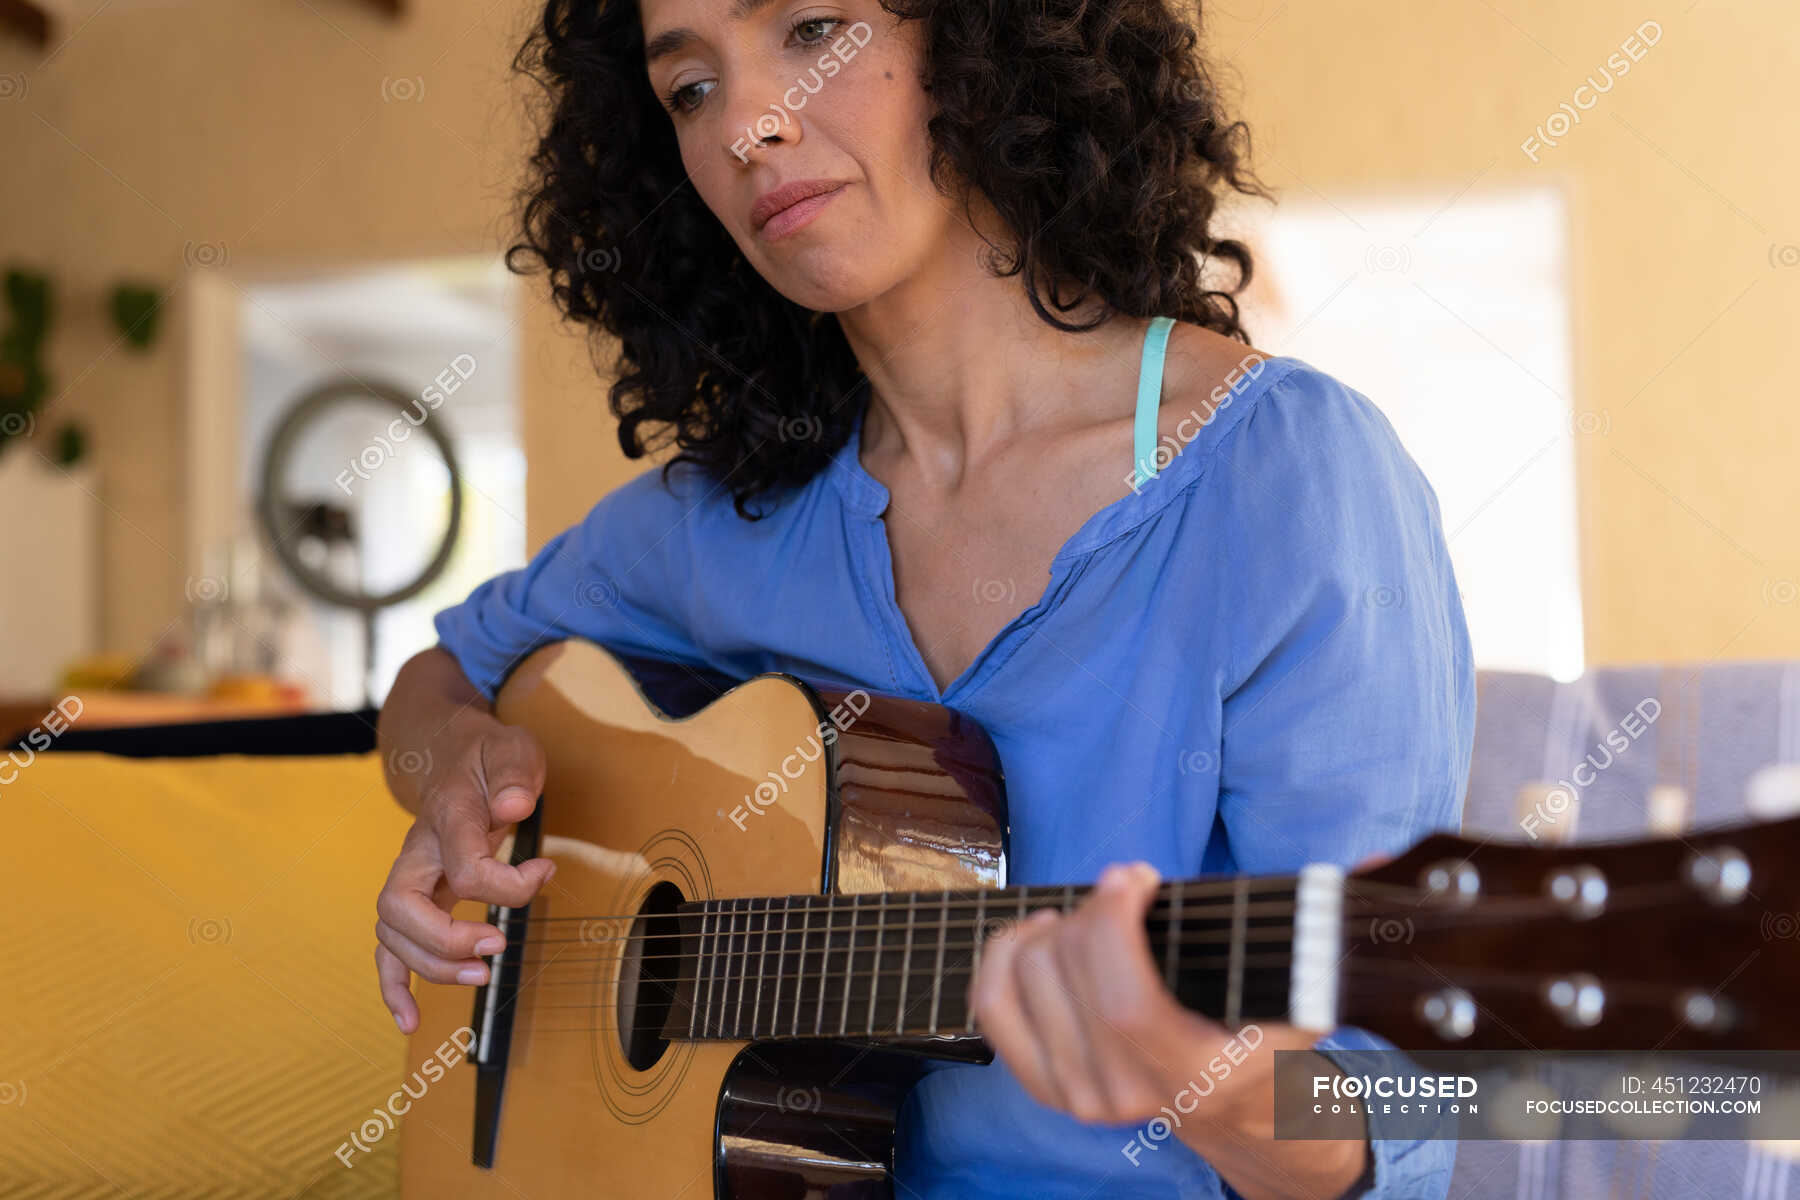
[[1544, 864, 1607, 918], [1675, 989, 1733, 1032], [1544, 973, 1605, 1027], [1684, 845, 1751, 905], [1416, 987, 1477, 1040], [1419, 859, 1480, 905]]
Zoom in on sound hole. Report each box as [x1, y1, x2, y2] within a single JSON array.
[[617, 879, 685, 1070]]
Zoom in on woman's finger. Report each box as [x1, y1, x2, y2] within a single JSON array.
[[377, 855, 506, 959], [376, 918, 490, 988], [376, 940, 419, 1033], [1013, 910, 1113, 1119], [1063, 864, 1190, 1112], [969, 912, 1060, 1106]]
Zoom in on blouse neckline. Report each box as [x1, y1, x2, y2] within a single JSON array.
[[825, 355, 1307, 566]]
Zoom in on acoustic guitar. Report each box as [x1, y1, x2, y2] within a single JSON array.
[[397, 638, 1800, 1198]]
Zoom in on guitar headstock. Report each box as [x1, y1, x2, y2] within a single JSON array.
[[1337, 814, 1800, 1052]]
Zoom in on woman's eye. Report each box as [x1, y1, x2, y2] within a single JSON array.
[[664, 80, 711, 115], [791, 17, 843, 46], [661, 18, 841, 117]]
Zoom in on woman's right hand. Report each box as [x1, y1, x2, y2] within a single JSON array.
[[373, 711, 557, 1034]]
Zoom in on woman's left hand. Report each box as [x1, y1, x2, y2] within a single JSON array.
[[967, 860, 1368, 1199]]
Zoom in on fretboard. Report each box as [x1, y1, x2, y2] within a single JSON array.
[[660, 878, 1303, 1042]]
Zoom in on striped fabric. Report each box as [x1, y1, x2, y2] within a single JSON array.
[[1451, 662, 1800, 1200]]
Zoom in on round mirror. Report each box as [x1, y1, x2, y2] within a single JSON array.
[[257, 377, 464, 703]]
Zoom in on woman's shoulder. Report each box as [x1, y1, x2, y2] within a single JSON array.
[[1158, 336, 1436, 517], [1150, 335, 1450, 575]]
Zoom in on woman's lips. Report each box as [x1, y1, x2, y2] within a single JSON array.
[[757, 183, 847, 241]]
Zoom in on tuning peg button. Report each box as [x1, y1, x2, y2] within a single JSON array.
[[1545, 865, 1608, 918], [1677, 990, 1733, 1032], [1684, 846, 1751, 904], [1545, 973, 1605, 1027], [1417, 988, 1477, 1040], [1419, 860, 1480, 906]]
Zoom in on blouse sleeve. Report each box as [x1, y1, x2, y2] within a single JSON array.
[[1212, 368, 1476, 1197], [431, 463, 711, 701]]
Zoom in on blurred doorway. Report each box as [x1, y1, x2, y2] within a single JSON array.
[[187, 255, 525, 710]]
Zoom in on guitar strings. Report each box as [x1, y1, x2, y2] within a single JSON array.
[[514, 949, 1302, 999], [487, 882, 1685, 962], [513, 928, 1298, 967], [499, 961, 1716, 1037], [515, 899, 1304, 949], [500, 933, 1700, 997], [503, 877, 1426, 928]]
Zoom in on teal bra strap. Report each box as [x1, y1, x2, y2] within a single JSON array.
[[1134, 315, 1176, 481]]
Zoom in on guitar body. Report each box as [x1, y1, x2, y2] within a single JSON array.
[[400, 640, 1008, 1199]]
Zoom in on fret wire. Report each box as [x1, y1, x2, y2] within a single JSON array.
[[814, 894, 833, 1036], [732, 898, 748, 1039], [929, 888, 948, 1035], [692, 909, 705, 1038], [789, 895, 804, 1038], [1226, 875, 1248, 1027], [688, 908, 705, 1039], [896, 892, 917, 1034], [967, 892, 987, 1033], [769, 897, 781, 1036], [711, 906, 726, 1038], [713, 902, 725, 1039], [839, 894, 858, 1036], [1164, 878, 1184, 989], [754, 897, 771, 1038], [707, 907, 723, 1038], [866, 891, 886, 1035]]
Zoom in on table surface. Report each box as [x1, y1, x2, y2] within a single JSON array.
[[1, 691, 315, 742]]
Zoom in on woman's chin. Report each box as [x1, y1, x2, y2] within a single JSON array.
[[760, 259, 889, 316]]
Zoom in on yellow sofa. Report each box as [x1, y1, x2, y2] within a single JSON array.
[[2, 750, 412, 1197]]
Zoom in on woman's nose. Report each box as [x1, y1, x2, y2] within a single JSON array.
[[720, 64, 805, 164]]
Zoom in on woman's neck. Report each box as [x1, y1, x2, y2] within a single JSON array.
[[839, 221, 1140, 492]]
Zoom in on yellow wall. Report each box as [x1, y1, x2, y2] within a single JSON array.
[[0, 0, 629, 661], [1213, 2, 1800, 664], [3, 0, 1795, 670]]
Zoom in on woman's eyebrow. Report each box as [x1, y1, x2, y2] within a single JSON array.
[[645, 0, 784, 66]]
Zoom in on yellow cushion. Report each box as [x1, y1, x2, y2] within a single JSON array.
[[0, 751, 412, 1197]]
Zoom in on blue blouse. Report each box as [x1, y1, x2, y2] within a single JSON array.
[[433, 351, 1475, 1198]]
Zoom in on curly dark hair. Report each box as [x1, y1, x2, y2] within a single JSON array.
[[506, 0, 1273, 518]]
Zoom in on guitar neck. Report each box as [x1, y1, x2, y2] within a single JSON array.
[[661, 867, 1345, 1043]]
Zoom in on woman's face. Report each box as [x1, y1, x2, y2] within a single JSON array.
[[639, 1, 954, 312]]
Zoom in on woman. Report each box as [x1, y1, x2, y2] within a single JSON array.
[[373, 1, 1475, 1196]]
